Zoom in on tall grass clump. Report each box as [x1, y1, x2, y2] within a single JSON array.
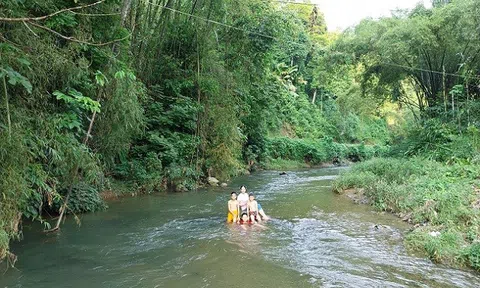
[[334, 157, 480, 271], [263, 137, 388, 169], [0, 132, 29, 260]]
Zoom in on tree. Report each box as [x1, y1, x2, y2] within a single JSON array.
[[336, 0, 480, 116]]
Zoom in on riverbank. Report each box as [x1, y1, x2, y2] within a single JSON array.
[[260, 137, 388, 170], [333, 158, 480, 272]]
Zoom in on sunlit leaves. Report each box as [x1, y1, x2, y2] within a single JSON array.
[[94, 70, 108, 87], [114, 70, 136, 81], [53, 89, 101, 113]]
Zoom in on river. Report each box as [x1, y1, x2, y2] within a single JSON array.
[[1, 167, 479, 287]]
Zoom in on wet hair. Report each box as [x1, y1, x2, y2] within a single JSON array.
[[241, 213, 248, 218], [231, 191, 237, 195], [249, 193, 254, 197], [240, 185, 247, 191]]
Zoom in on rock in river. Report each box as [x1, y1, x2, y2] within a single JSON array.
[[207, 177, 220, 186]]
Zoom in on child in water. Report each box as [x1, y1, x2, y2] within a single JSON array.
[[238, 212, 267, 230], [239, 212, 250, 224], [237, 185, 249, 215], [227, 192, 239, 223], [248, 193, 260, 223]]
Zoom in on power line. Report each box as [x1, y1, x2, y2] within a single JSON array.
[[146, 1, 278, 41], [381, 62, 480, 81], [145, 1, 479, 81], [0, 0, 107, 22], [274, 1, 317, 5]]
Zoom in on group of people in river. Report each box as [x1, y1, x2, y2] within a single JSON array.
[[227, 185, 270, 225]]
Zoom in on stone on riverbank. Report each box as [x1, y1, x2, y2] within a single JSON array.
[[207, 177, 220, 186]]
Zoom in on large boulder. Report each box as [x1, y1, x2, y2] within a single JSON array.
[[207, 177, 220, 186]]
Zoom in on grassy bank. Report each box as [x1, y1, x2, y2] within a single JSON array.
[[333, 158, 480, 271], [261, 137, 388, 170]]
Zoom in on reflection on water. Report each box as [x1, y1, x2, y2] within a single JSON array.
[[2, 167, 479, 288]]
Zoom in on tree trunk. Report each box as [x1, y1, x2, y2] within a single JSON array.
[[46, 97, 99, 232], [466, 77, 470, 126], [320, 90, 323, 113], [311, 88, 317, 105], [195, 34, 201, 176], [112, 0, 134, 55], [47, 183, 74, 232], [443, 65, 447, 113], [451, 87, 455, 117], [120, 0, 134, 26], [83, 111, 97, 145], [2, 75, 11, 139]]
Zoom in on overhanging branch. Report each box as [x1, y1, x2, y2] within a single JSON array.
[[28, 21, 130, 47], [0, 0, 107, 22]]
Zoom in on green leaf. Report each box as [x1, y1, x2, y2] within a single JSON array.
[[53, 90, 74, 104], [2, 66, 32, 93], [16, 58, 31, 67], [115, 70, 126, 79], [95, 70, 108, 87], [68, 88, 83, 99], [0, 43, 20, 53], [127, 72, 136, 80]]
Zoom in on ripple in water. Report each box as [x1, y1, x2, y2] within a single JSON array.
[[260, 211, 480, 288]]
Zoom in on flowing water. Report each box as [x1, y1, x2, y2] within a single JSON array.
[[1, 167, 480, 287]]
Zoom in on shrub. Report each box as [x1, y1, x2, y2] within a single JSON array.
[[0, 229, 8, 260], [263, 137, 388, 168], [63, 183, 107, 214], [468, 243, 480, 271], [390, 119, 480, 164], [406, 229, 463, 264], [332, 171, 377, 193], [334, 157, 480, 270]]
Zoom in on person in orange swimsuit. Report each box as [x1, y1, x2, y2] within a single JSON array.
[[227, 192, 239, 223]]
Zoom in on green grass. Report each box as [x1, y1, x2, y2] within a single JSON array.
[[0, 229, 8, 260], [334, 157, 480, 271], [263, 137, 389, 166], [263, 158, 311, 170]]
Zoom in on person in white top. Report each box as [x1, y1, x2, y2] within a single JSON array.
[[237, 185, 249, 215]]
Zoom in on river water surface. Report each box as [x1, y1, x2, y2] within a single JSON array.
[[2, 167, 480, 287]]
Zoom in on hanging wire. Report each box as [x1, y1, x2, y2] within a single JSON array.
[[380, 62, 480, 81], [273, 1, 317, 5], [145, 1, 278, 40], [144, 1, 480, 80]]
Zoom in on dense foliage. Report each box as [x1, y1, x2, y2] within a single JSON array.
[[332, 0, 480, 271], [333, 158, 480, 271], [0, 0, 392, 260]]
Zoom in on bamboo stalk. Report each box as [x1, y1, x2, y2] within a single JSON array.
[[47, 93, 101, 233], [2, 75, 11, 139], [443, 65, 447, 113]]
